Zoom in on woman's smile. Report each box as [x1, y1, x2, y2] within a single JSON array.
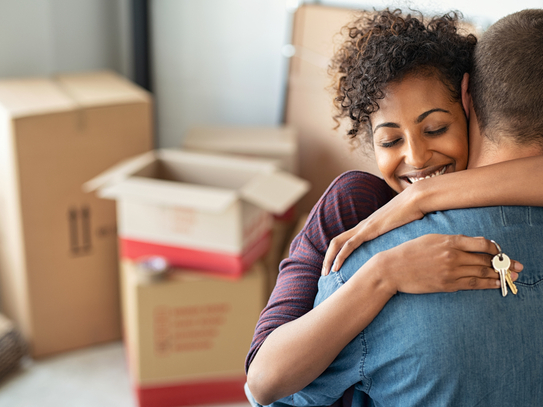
[[401, 164, 450, 184]]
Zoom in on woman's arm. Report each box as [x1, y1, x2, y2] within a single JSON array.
[[245, 172, 395, 372], [247, 234, 519, 405], [245, 172, 395, 403], [323, 155, 543, 275]]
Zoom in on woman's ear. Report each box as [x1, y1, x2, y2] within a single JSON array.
[[461, 73, 471, 119]]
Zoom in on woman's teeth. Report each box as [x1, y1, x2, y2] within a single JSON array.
[[407, 166, 447, 184]]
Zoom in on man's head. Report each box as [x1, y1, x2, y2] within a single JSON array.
[[467, 9, 543, 165]]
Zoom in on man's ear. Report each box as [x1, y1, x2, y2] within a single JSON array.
[[461, 73, 471, 119]]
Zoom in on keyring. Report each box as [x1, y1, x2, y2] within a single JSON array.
[[490, 239, 503, 260]]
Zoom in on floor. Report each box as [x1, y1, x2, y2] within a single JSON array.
[[0, 341, 252, 407]]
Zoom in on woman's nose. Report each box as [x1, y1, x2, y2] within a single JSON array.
[[403, 138, 432, 168]]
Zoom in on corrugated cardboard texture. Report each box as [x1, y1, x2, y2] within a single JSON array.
[[0, 71, 153, 357], [121, 260, 267, 385], [183, 126, 298, 174], [286, 5, 381, 212]]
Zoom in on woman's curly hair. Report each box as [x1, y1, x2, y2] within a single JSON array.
[[330, 9, 477, 146]]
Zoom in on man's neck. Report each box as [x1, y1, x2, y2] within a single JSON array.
[[469, 138, 542, 168], [468, 124, 542, 168], [471, 141, 530, 168]]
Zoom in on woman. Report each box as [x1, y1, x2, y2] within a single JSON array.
[[246, 9, 536, 405]]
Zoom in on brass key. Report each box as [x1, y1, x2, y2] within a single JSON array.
[[505, 265, 518, 295]]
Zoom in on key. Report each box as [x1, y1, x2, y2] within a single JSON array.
[[493, 252, 515, 297], [505, 268, 518, 295], [490, 240, 518, 297], [490, 239, 518, 296], [492, 254, 508, 297]]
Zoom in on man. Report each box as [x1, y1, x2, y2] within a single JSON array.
[[268, 9, 543, 407]]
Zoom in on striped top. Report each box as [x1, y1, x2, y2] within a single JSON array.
[[245, 171, 395, 371]]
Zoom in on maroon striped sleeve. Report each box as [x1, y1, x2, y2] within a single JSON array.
[[245, 170, 395, 372]]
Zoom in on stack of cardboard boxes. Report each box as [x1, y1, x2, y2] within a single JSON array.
[[86, 129, 309, 406], [0, 70, 310, 406]]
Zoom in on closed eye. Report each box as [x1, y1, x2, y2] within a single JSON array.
[[426, 126, 448, 136], [379, 138, 401, 148]]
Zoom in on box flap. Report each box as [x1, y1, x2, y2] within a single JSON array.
[[0, 78, 77, 118], [240, 171, 310, 215], [54, 71, 150, 108], [99, 177, 237, 213], [82, 151, 157, 193], [184, 126, 297, 155], [157, 148, 279, 173]]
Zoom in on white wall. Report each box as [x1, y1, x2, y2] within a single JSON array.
[[0, 0, 131, 78], [151, 0, 293, 147], [151, 0, 543, 148]]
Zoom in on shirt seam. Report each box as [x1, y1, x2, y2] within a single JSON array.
[[359, 330, 371, 394]]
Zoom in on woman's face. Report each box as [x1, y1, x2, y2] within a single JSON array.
[[371, 74, 469, 193]]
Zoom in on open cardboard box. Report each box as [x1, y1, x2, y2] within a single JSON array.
[[121, 259, 267, 407], [84, 149, 310, 277]]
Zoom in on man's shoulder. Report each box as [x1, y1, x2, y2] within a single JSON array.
[[423, 205, 543, 228], [340, 205, 543, 281]]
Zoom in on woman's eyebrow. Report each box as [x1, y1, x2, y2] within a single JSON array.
[[416, 108, 451, 123], [373, 122, 400, 133], [374, 108, 451, 133]]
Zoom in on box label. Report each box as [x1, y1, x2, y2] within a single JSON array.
[[153, 303, 230, 356]]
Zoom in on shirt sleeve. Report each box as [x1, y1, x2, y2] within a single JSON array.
[[245, 171, 395, 372]]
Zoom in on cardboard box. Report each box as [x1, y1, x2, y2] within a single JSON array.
[[85, 149, 310, 277], [121, 259, 267, 407], [286, 5, 382, 212], [183, 125, 299, 174], [0, 71, 153, 357]]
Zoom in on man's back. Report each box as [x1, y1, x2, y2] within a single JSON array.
[[285, 206, 543, 407]]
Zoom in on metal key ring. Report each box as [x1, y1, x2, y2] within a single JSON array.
[[490, 240, 503, 260]]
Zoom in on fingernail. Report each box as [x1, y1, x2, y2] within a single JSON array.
[[510, 272, 519, 281], [495, 280, 501, 287], [512, 262, 524, 271]]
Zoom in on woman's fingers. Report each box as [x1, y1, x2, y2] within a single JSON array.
[[431, 243, 523, 292], [388, 234, 523, 294], [321, 230, 358, 276], [455, 269, 519, 290], [323, 221, 373, 276], [510, 260, 524, 272], [322, 233, 351, 276], [441, 234, 498, 255], [331, 235, 365, 272]]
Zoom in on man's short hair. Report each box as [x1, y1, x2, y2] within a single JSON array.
[[470, 9, 543, 147]]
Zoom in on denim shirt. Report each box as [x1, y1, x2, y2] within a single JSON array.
[[270, 206, 543, 407]]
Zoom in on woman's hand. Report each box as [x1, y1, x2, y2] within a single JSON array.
[[322, 184, 426, 276], [371, 234, 523, 295]]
